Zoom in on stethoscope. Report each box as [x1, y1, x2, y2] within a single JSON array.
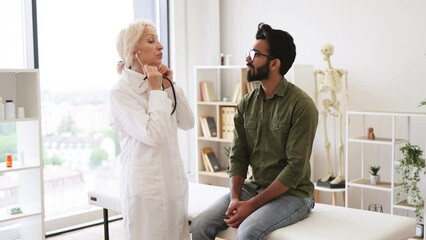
[[134, 52, 177, 115]]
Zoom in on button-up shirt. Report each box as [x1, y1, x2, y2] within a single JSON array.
[[227, 77, 318, 198]]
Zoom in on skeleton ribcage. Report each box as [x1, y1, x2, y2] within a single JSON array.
[[319, 70, 342, 93]]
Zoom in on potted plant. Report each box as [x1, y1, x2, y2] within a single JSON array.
[[418, 99, 426, 107], [369, 165, 381, 185], [396, 143, 426, 221]]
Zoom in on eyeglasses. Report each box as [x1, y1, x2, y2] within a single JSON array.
[[246, 49, 273, 61]]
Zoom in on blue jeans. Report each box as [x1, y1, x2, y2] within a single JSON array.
[[191, 188, 314, 240]]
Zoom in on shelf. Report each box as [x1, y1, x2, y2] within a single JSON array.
[[314, 182, 346, 192], [348, 136, 408, 145], [198, 136, 232, 143], [0, 211, 42, 223], [198, 170, 228, 178], [347, 110, 426, 118], [0, 69, 44, 239], [0, 69, 38, 73], [0, 118, 39, 123], [195, 65, 247, 70], [346, 110, 426, 227], [0, 164, 40, 173], [394, 200, 424, 211], [195, 66, 246, 187], [198, 101, 237, 106], [347, 178, 399, 191]]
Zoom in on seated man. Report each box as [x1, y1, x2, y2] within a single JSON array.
[[191, 22, 319, 240]]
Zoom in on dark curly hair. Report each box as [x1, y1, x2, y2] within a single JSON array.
[[255, 23, 296, 75]]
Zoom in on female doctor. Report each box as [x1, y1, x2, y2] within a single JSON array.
[[110, 19, 194, 240]]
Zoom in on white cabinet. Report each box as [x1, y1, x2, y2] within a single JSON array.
[[194, 66, 247, 187], [0, 69, 45, 239], [345, 110, 426, 221]]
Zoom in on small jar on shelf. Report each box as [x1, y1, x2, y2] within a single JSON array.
[[5, 99, 16, 119], [5, 153, 13, 168]]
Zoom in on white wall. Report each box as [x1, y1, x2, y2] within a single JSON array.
[[219, 0, 426, 207], [220, 0, 426, 112], [175, 0, 426, 208], [170, 0, 220, 180]]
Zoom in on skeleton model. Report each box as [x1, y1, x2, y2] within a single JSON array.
[[314, 44, 348, 185]]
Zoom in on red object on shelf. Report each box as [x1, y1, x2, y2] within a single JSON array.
[[5, 154, 13, 167]]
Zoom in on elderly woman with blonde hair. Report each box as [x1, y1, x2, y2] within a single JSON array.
[[110, 19, 194, 240]]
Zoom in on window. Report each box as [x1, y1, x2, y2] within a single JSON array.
[[1, 0, 172, 234], [36, 0, 133, 231]]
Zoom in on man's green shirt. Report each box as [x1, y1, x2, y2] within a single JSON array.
[[227, 78, 318, 198]]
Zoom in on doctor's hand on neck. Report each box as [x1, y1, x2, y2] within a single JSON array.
[[143, 65, 163, 90], [157, 64, 173, 89]]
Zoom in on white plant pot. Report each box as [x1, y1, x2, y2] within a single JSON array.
[[407, 195, 423, 206], [370, 175, 380, 185]]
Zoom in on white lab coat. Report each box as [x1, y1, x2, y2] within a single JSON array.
[[110, 68, 194, 240]]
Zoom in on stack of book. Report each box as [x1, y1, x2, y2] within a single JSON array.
[[201, 147, 221, 172], [199, 116, 217, 138], [220, 107, 236, 140], [199, 81, 217, 102]]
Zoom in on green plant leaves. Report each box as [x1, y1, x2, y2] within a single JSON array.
[[396, 143, 425, 221]]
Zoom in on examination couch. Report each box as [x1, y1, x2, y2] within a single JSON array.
[[88, 182, 417, 240]]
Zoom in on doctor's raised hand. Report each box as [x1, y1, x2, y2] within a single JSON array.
[[157, 63, 172, 78], [157, 63, 173, 89], [110, 19, 194, 240], [142, 65, 163, 90]]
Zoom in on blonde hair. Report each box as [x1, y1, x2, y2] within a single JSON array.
[[116, 19, 156, 73]]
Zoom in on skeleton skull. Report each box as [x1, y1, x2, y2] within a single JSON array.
[[321, 44, 334, 61]]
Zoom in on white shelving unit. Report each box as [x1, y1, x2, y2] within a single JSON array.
[[194, 66, 247, 187], [345, 111, 426, 224], [0, 69, 45, 240]]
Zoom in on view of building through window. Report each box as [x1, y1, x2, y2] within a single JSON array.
[[36, 0, 133, 220]]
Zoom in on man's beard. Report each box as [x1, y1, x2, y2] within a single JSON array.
[[247, 61, 270, 82]]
